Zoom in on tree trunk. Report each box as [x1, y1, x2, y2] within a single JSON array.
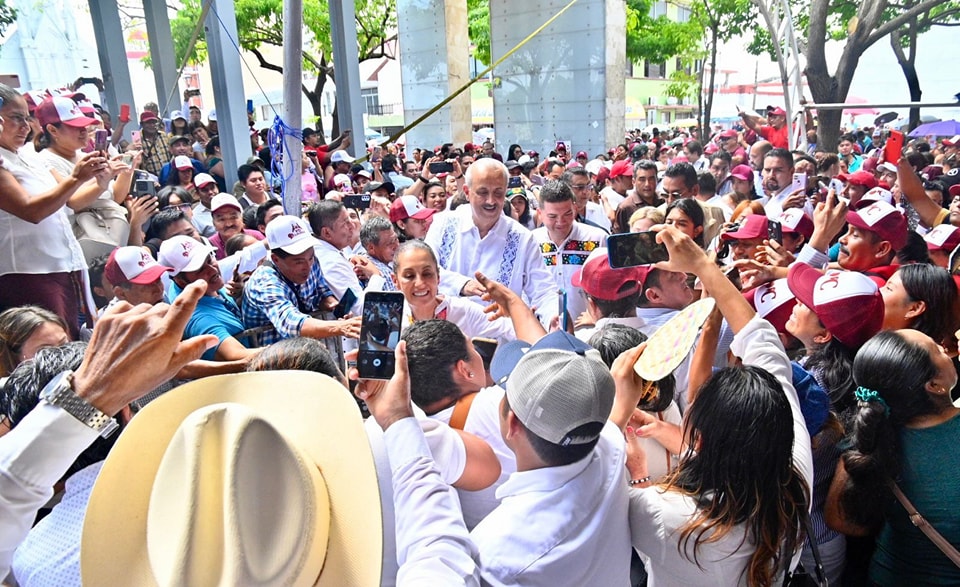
[[805, 68, 843, 150], [890, 17, 922, 130], [702, 24, 719, 138], [306, 72, 329, 144]]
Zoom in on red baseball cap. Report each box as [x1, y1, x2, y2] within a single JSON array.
[[389, 195, 436, 223], [729, 164, 754, 182], [766, 105, 787, 116], [719, 129, 738, 140], [837, 171, 878, 189], [846, 201, 908, 250], [139, 111, 160, 124], [778, 209, 814, 240], [609, 159, 634, 179], [576, 150, 588, 159], [859, 158, 878, 174], [572, 248, 649, 301], [104, 246, 171, 287], [786, 264, 884, 348], [721, 214, 769, 241]]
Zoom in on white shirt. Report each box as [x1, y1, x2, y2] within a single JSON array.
[[629, 317, 813, 586], [599, 186, 626, 210], [585, 201, 612, 231], [0, 403, 100, 580], [0, 147, 86, 275], [384, 417, 480, 586], [471, 422, 632, 586], [705, 195, 735, 222], [403, 295, 515, 345], [763, 185, 814, 219], [314, 238, 385, 317], [532, 222, 608, 322], [367, 415, 468, 587], [192, 203, 215, 237], [424, 207, 559, 324], [431, 386, 516, 530], [575, 315, 647, 343]]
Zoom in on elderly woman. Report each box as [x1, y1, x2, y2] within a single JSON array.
[[0, 85, 108, 338]]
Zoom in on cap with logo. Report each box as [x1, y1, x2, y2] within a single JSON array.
[[389, 195, 435, 223], [923, 224, 960, 252], [943, 135, 960, 147], [853, 186, 894, 209], [836, 170, 878, 189], [104, 246, 172, 287], [778, 209, 814, 240], [173, 155, 192, 170], [140, 111, 160, 124], [490, 331, 613, 446], [721, 214, 769, 241], [331, 151, 355, 164], [210, 193, 243, 214], [158, 236, 217, 276], [171, 110, 187, 122], [845, 200, 908, 250], [743, 278, 796, 335], [36, 97, 98, 128], [786, 264, 884, 348], [572, 248, 649, 302], [194, 173, 216, 188], [265, 215, 321, 255], [332, 174, 355, 194]]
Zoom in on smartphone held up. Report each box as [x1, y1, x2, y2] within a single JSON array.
[[607, 231, 669, 269], [357, 291, 404, 379]]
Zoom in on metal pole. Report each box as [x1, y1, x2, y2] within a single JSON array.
[[142, 0, 179, 117], [806, 101, 960, 111], [282, 0, 304, 215], [329, 0, 365, 157], [88, 0, 136, 131]]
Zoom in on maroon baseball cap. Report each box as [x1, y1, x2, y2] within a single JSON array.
[[778, 209, 814, 240], [139, 110, 160, 124], [923, 224, 960, 252], [721, 214, 768, 241], [719, 129, 738, 140], [837, 171, 878, 189], [104, 246, 171, 287], [572, 249, 650, 301], [846, 201, 908, 250], [859, 157, 878, 174], [576, 150, 588, 159], [729, 164, 754, 182], [743, 278, 796, 335], [786, 264, 884, 348], [609, 159, 634, 179], [766, 106, 787, 116]]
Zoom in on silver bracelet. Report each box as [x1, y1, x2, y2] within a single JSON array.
[[629, 476, 652, 486]]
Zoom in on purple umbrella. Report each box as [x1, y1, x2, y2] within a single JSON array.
[[908, 119, 960, 137]]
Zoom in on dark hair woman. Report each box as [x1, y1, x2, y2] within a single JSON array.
[[665, 198, 705, 248], [880, 263, 959, 347]]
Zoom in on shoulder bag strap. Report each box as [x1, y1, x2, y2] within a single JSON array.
[[448, 391, 479, 431], [892, 482, 960, 568]]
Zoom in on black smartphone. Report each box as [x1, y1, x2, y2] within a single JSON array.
[[471, 337, 498, 371], [429, 161, 454, 174], [94, 129, 108, 152], [358, 291, 404, 379], [333, 288, 358, 319], [508, 176, 522, 189], [343, 194, 371, 209], [607, 231, 669, 268], [134, 178, 156, 198], [767, 219, 783, 244]]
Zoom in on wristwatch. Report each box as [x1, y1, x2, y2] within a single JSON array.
[[40, 370, 119, 438]]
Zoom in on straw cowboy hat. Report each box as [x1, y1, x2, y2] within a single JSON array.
[[81, 371, 382, 586]]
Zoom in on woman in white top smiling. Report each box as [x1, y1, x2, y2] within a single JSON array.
[[0, 86, 107, 339], [393, 239, 515, 344]]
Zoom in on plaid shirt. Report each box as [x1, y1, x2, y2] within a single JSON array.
[[140, 131, 172, 177], [242, 260, 334, 346], [363, 254, 397, 291]]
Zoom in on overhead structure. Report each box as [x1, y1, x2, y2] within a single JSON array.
[[752, 0, 806, 150]]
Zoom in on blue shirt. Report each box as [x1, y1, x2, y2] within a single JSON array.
[[159, 157, 206, 186], [242, 260, 334, 346], [171, 284, 250, 360]]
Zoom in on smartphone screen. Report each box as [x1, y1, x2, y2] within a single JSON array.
[[607, 231, 669, 268], [333, 288, 358, 319], [429, 161, 454, 174], [767, 219, 782, 244], [94, 129, 108, 152], [358, 291, 404, 379], [507, 176, 522, 189], [471, 337, 498, 371]]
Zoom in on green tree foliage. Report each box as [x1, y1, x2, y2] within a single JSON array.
[[0, 1, 17, 53], [169, 0, 397, 140]]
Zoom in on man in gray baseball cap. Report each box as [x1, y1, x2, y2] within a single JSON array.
[[473, 330, 631, 585]]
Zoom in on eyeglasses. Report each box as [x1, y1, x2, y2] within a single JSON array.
[[659, 191, 686, 200], [163, 203, 193, 212], [571, 183, 595, 191]]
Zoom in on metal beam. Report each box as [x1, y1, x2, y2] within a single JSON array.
[[806, 102, 960, 111], [87, 0, 136, 126], [142, 0, 180, 117], [204, 0, 251, 189], [281, 0, 304, 213], [328, 0, 365, 155]]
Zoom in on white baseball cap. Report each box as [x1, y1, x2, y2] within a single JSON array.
[[158, 236, 217, 276], [194, 173, 216, 188], [35, 96, 98, 128], [207, 109, 217, 122], [171, 110, 186, 122], [104, 246, 171, 287], [265, 215, 321, 255], [174, 155, 192, 170], [210, 193, 242, 214], [331, 151, 355, 164]]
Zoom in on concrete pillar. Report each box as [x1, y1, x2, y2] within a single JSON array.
[[204, 0, 251, 188], [396, 0, 472, 149], [88, 0, 136, 125], [489, 0, 625, 157], [142, 0, 179, 116], [329, 0, 366, 156]]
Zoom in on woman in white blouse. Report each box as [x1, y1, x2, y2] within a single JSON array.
[[0, 86, 108, 338]]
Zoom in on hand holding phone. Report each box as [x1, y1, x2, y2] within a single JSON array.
[[607, 231, 669, 268], [119, 104, 131, 124], [791, 173, 806, 195], [767, 219, 782, 244], [94, 129, 109, 153], [358, 292, 405, 379]]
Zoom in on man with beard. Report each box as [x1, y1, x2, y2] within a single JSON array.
[[760, 148, 812, 218]]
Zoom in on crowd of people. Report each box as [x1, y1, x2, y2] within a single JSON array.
[[1, 84, 960, 586]]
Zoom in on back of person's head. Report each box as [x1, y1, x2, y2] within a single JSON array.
[[538, 179, 574, 205], [730, 200, 765, 222], [665, 365, 808, 586], [0, 306, 69, 377], [306, 199, 345, 237], [686, 140, 703, 156], [245, 337, 344, 383], [587, 323, 675, 412], [697, 170, 717, 198], [803, 338, 857, 412], [88, 254, 111, 308], [663, 162, 697, 190], [841, 330, 941, 532], [897, 263, 959, 343], [817, 154, 839, 174], [895, 230, 930, 265], [224, 233, 253, 257], [205, 135, 220, 157], [401, 319, 471, 410], [2, 342, 121, 479]]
